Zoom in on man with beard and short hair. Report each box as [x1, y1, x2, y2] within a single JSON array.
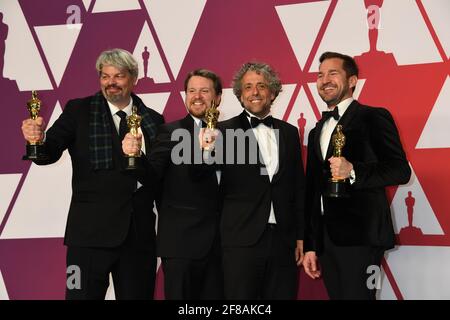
[[124, 69, 224, 299], [21, 48, 164, 299], [302, 51, 411, 299], [204, 62, 305, 300]]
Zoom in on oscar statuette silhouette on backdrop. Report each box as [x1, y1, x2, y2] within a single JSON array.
[[399, 191, 424, 241]]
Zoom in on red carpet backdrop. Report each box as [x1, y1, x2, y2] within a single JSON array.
[[0, 0, 449, 299]]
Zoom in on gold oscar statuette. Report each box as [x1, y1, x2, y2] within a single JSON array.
[[23, 90, 47, 160], [203, 99, 219, 151], [325, 125, 350, 198], [124, 105, 142, 170], [205, 99, 219, 129]]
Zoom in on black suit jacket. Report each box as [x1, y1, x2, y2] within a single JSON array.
[[304, 100, 411, 253], [218, 112, 305, 249], [35, 93, 164, 248], [149, 115, 220, 259]]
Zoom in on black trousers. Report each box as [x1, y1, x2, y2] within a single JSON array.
[[65, 217, 156, 300], [162, 238, 223, 300], [223, 224, 298, 300], [319, 225, 384, 300]]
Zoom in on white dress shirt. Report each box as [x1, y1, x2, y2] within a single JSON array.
[[246, 111, 279, 224]]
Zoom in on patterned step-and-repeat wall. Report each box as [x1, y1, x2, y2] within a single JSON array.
[[0, 0, 449, 300]]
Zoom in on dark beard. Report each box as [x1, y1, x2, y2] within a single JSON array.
[[322, 86, 349, 107]]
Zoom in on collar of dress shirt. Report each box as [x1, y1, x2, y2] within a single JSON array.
[[326, 97, 354, 118], [107, 98, 133, 117], [244, 110, 273, 125], [190, 114, 203, 127]]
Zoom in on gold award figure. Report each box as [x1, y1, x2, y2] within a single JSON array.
[[124, 105, 142, 170], [23, 91, 46, 160], [332, 124, 345, 159], [28, 90, 41, 122], [203, 100, 219, 151], [205, 99, 219, 129], [326, 125, 350, 198]]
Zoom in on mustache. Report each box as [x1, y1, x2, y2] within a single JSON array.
[[191, 99, 205, 104], [106, 85, 121, 90]]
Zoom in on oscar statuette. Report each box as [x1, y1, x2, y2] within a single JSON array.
[[203, 99, 219, 152], [325, 125, 350, 198], [124, 105, 142, 170], [23, 90, 47, 161]]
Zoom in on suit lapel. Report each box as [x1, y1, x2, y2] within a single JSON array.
[[180, 114, 196, 132], [133, 94, 157, 141], [237, 111, 252, 131], [271, 119, 285, 184], [179, 114, 198, 163], [314, 119, 325, 162], [237, 111, 260, 165]]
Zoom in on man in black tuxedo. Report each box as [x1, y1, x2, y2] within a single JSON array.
[[213, 62, 305, 299], [21, 48, 164, 299], [124, 69, 223, 299], [302, 52, 411, 299]]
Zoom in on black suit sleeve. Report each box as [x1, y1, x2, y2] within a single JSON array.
[[291, 126, 306, 240], [352, 108, 411, 189], [146, 123, 175, 182], [304, 129, 319, 252], [131, 111, 165, 183], [34, 100, 78, 165]]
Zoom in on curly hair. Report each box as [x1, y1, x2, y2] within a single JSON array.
[[232, 62, 282, 102]]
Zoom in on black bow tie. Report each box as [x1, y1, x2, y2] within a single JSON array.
[[321, 107, 340, 121], [250, 115, 273, 128]]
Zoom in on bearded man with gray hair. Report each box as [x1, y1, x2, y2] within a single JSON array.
[[21, 48, 164, 299]]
